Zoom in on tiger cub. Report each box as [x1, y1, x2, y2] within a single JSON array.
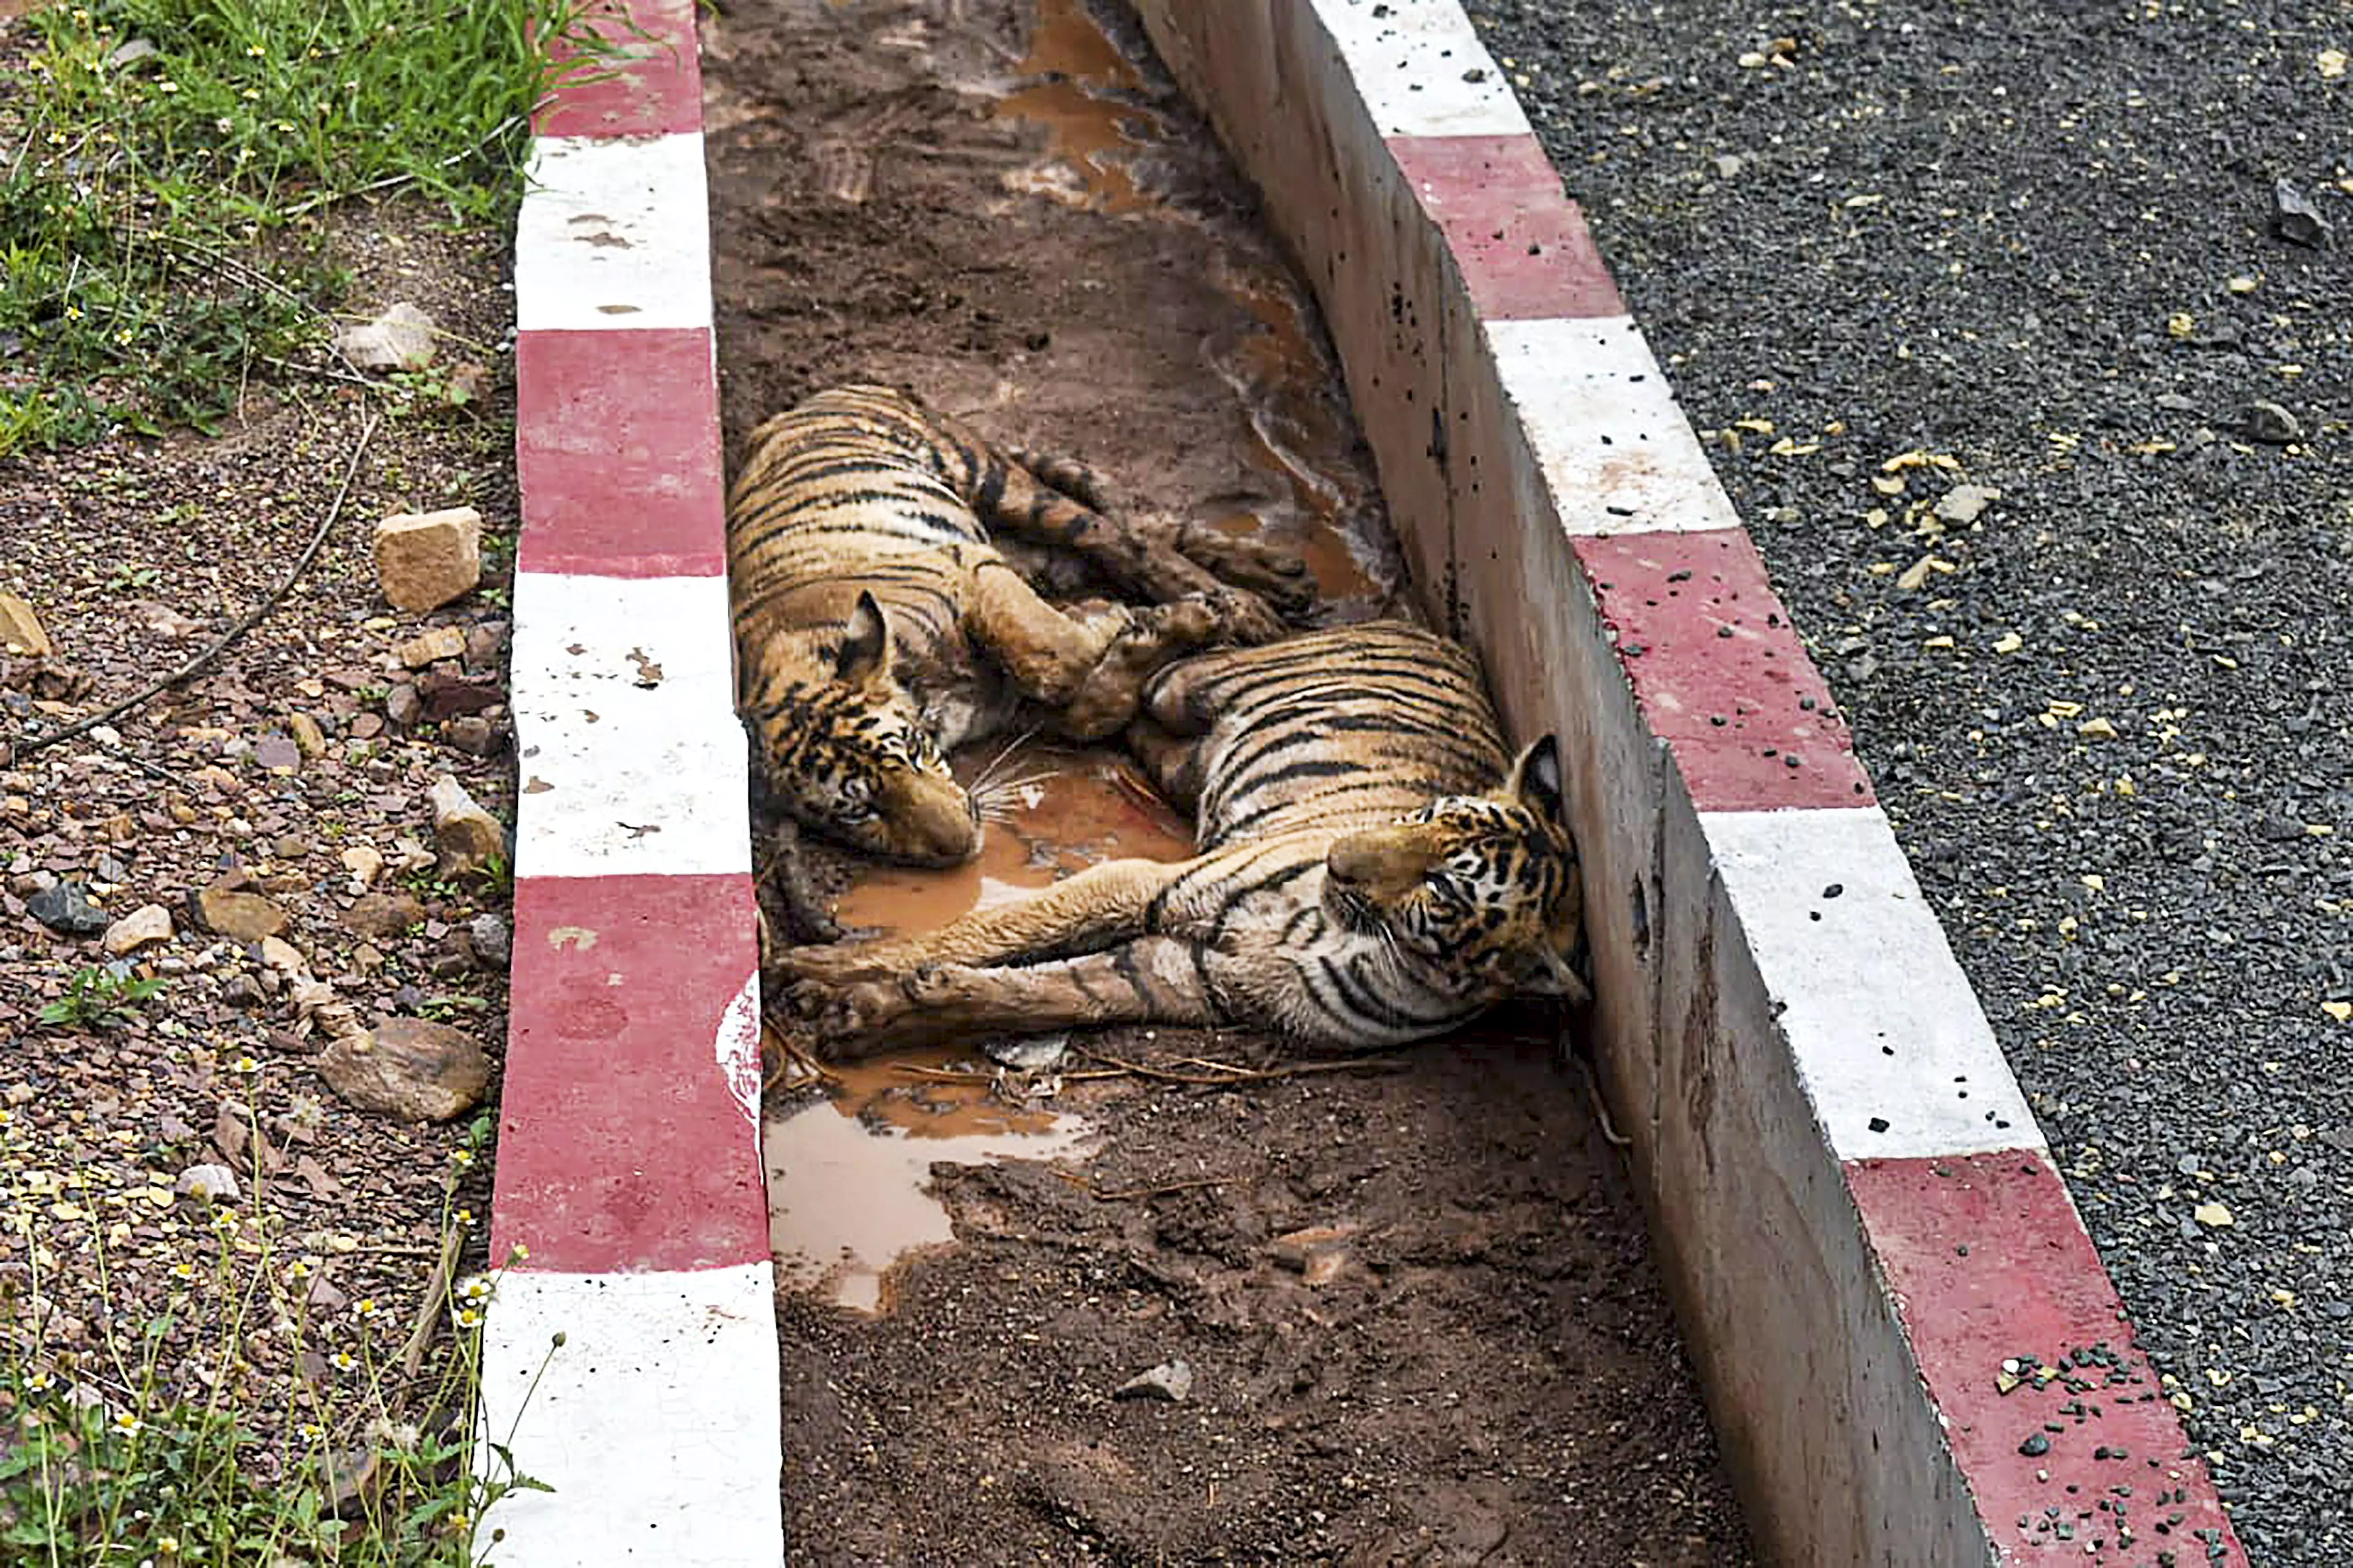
[[778, 620, 1589, 1054], [729, 383, 1305, 867]]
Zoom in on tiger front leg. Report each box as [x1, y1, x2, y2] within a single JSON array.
[[959, 560, 1227, 738], [776, 855, 1187, 984], [788, 938, 1218, 1059]]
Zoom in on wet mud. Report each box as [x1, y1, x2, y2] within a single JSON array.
[[704, 0, 1753, 1559]]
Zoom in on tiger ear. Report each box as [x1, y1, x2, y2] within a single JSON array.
[[835, 592, 891, 686], [1503, 735, 1565, 823]]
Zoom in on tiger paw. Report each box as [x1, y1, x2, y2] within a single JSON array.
[[782, 975, 917, 1058], [1169, 523, 1314, 618]]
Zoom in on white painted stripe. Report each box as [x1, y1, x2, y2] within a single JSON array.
[[509, 572, 751, 879], [515, 134, 715, 333], [1486, 316, 1745, 537], [1702, 807, 2043, 1162], [477, 1264, 782, 1566], [1309, 0, 1531, 139]]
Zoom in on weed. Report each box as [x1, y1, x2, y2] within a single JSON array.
[[0, 0, 641, 454], [37, 962, 165, 1031], [0, 1108, 551, 1565]]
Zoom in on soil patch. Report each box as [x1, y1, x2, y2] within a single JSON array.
[[0, 191, 513, 1497], [704, 1, 1753, 1560]]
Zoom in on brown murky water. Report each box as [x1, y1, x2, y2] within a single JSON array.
[[762, 746, 1188, 1311]]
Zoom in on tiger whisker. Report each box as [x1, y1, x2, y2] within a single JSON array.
[[966, 725, 1042, 794]]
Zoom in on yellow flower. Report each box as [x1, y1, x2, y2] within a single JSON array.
[[111, 1411, 142, 1437], [330, 1351, 355, 1371]]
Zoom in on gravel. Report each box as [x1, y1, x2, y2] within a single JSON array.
[[1464, 1, 2351, 1558]]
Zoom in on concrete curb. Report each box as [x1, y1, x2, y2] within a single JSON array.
[[479, 2, 782, 1563], [1129, 1, 2247, 1563]]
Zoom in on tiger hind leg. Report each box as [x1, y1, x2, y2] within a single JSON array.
[[1010, 446, 1312, 618], [791, 938, 1217, 1059]]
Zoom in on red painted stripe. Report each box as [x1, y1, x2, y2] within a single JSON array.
[[1385, 135, 1622, 321], [533, 0, 704, 139], [1848, 1153, 2245, 1564], [514, 328, 727, 579], [492, 873, 764, 1273], [1572, 529, 1873, 811]]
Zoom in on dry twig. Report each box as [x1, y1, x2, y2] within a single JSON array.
[[14, 409, 383, 757]]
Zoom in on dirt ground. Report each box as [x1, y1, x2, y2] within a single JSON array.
[[704, 1, 1754, 1561], [0, 192, 512, 1491]]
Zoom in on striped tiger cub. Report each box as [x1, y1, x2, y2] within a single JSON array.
[[729, 383, 1306, 867], [778, 620, 1588, 1054]]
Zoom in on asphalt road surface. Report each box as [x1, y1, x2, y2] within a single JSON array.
[[1462, 2, 2351, 1559]]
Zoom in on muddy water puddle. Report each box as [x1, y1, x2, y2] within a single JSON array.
[[763, 745, 1189, 1313], [999, 0, 1393, 611]]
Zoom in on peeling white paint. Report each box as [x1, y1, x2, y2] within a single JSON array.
[[516, 134, 715, 333]]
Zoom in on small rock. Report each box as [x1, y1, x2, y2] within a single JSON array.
[[442, 715, 501, 756], [375, 508, 482, 614], [0, 591, 51, 657], [253, 734, 302, 774], [2019, 1432, 2051, 1458], [2241, 400, 2302, 445], [1712, 153, 1743, 178], [335, 301, 438, 371], [1932, 483, 2001, 525], [28, 880, 106, 937], [174, 1163, 240, 1206], [1113, 1359, 1194, 1403], [1270, 1223, 1360, 1287], [2194, 1200, 2235, 1228], [258, 935, 307, 974], [341, 891, 426, 940], [316, 1016, 490, 1121], [382, 683, 423, 729], [427, 776, 507, 878], [220, 974, 267, 1009], [288, 713, 328, 757], [985, 1032, 1068, 1071], [418, 669, 503, 720], [129, 599, 204, 641], [397, 625, 467, 669], [349, 711, 387, 741], [101, 903, 174, 956], [463, 620, 509, 668], [467, 913, 512, 970], [191, 885, 289, 943], [2272, 177, 2331, 248], [340, 845, 385, 893], [351, 942, 385, 972]]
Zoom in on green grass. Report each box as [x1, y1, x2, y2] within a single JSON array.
[[0, 1113, 551, 1567], [0, 0, 634, 454]]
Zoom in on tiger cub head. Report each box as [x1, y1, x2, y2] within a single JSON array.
[[1322, 735, 1589, 1005], [746, 592, 981, 866]]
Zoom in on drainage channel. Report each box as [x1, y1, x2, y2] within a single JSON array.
[[706, 0, 1752, 1559]]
